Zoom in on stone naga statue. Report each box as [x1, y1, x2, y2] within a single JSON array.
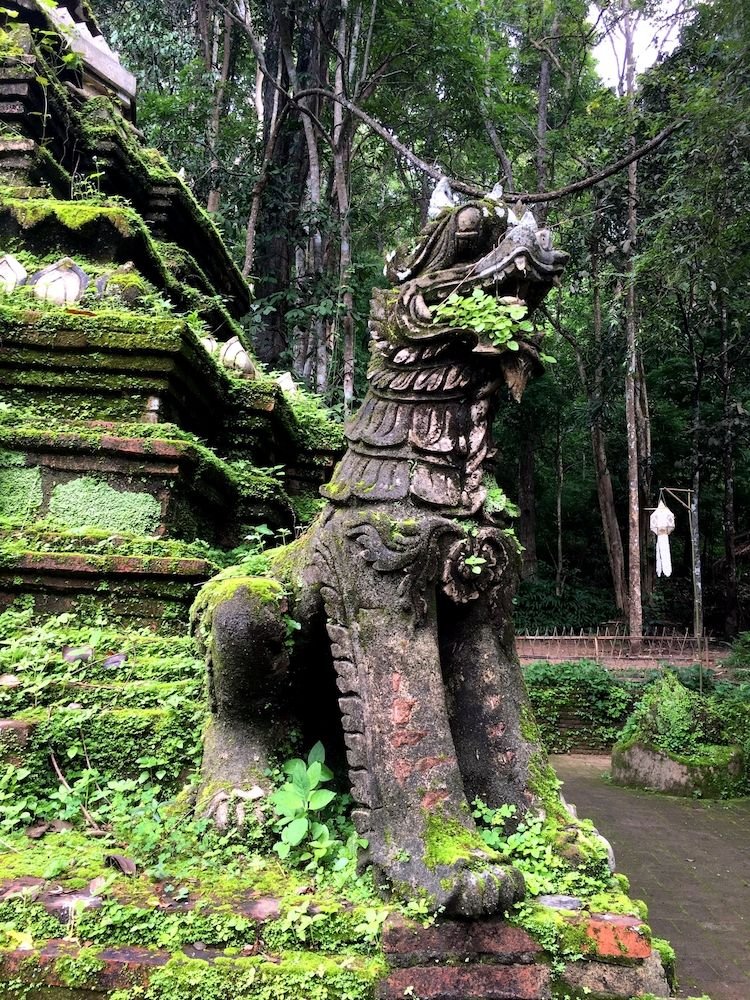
[[192, 185, 569, 918]]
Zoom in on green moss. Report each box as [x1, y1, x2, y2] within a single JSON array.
[[422, 811, 494, 870], [54, 949, 105, 989], [116, 951, 386, 1000], [652, 936, 677, 988], [290, 492, 326, 526], [190, 574, 285, 645], [3, 197, 135, 236], [511, 902, 593, 963], [0, 465, 42, 520], [586, 891, 648, 920], [20, 702, 205, 790], [48, 477, 162, 535]]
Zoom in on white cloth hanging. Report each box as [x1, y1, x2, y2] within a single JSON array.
[[650, 499, 675, 578]]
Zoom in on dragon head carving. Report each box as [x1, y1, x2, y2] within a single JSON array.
[[374, 192, 568, 400], [322, 184, 568, 515]]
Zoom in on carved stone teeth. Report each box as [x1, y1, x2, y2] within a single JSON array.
[[413, 293, 432, 322]]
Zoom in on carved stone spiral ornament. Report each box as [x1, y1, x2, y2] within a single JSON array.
[[440, 527, 510, 604]]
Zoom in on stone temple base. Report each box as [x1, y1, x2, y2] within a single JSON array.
[[0, 876, 671, 999], [612, 740, 744, 799]]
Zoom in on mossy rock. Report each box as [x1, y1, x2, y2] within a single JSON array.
[[611, 739, 745, 798]]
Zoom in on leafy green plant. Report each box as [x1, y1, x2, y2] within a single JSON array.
[[270, 742, 346, 867], [432, 290, 555, 361], [618, 673, 723, 758], [523, 660, 635, 752], [471, 798, 612, 898]]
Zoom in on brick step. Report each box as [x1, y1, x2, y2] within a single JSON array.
[[383, 915, 542, 967], [1, 677, 200, 715], [378, 964, 551, 1000], [0, 939, 276, 995], [0, 628, 201, 684], [0, 702, 205, 785], [0, 426, 245, 544], [0, 550, 214, 624], [0, 877, 280, 928]]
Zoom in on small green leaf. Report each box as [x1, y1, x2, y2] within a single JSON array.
[[308, 788, 336, 810], [284, 817, 309, 846]]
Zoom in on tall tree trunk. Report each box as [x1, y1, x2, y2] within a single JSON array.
[[333, 0, 356, 413], [517, 9, 560, 575], [721, 300, 739, 636], [517, 421, 537, 578], [623, 0, 642, 641], [636, 353, 653, 600], [534, 11, 559, 225], [590, 203, 628, 612], [554, 415, 564, 597], [205, 12, 232, 214], [688, 329, 704, 639]]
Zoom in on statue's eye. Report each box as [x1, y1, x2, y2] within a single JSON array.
[[535, 229, 552, 251]]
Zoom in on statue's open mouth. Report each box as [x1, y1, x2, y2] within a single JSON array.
[[394, 207, 568, 352]]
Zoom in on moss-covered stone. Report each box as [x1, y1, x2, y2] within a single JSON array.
[[0, 464, 42, 520], [47, 477, 162, 535]]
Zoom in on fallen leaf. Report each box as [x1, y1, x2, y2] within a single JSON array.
[[25, 823, 51, 840], [103, 653, 127, 669], [0, 674, 20, 687], [105, 854, 136, 876], [62, 645, 93, 663], [89, 877, 108, 896], [49, 821, 73, 833]]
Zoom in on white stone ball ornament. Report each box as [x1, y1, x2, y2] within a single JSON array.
[[0, 254, 27, 293], [29, 257, 89, 305]]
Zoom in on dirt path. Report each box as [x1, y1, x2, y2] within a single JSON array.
[[551, 754, 750, 1000]]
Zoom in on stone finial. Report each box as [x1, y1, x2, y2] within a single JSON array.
[[276, 371, 298, 394], [0, 255, 27, 293], [219, 336, 256, 378], [427, 178, 457, 220], [29, 258, 89, 305], [486, 182, 504, 203]]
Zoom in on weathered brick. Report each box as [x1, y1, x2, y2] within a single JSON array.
[[0, 718, 37, 764], [383, 915, 543, 967], [573, 913, 652, 961], [378, 964, 550, 1000], [559, 951, 669, 998]]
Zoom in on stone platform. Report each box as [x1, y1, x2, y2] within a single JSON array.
[[379, 913, 668, 1000], [0, 550, 213, 623]]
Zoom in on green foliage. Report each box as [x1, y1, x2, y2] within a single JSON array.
[[109, 951, 387, 1000], [279, 386, 345, 453], [617, 673, 723, 759], [523, 660, 635, 752], [710, 682, 750, 793], [0, 465, 42, 521], [433, 291, 545, 354], [514, 574, 619, 632], [270, 742, 366, 873], [47, 477, 162, 535], [726, 633, 750, 669], [471, 799, 611, 899]]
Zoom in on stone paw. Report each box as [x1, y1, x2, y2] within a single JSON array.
[[444, 861, 526, 918], [201, 784, 266, 832]]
